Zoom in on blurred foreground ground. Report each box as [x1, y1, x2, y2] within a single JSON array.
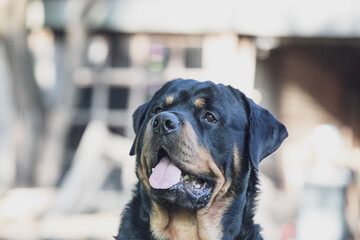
[[0, 188, 127, 240]]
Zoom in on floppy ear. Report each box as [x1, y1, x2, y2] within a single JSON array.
[[129, 101, 150, 156], [246, 97, 288, 170]]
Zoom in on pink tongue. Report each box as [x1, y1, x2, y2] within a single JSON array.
[[149, 156, 182, 189]]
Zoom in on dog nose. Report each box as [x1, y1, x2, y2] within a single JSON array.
[[151, 112, 180, 135]]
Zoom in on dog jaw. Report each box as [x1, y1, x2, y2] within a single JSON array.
[[148, 142, 238, 240]]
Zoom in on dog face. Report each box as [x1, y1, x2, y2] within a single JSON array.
[[130, 79, 288, 212]]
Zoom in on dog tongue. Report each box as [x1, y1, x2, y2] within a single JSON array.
[[149, 156, 182, 189]]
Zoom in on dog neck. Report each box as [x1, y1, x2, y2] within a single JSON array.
[[222, 189, 262, 240], [149, 201, 227, 240], [148, 179, 261, 240], [236, 170, 263, 240]]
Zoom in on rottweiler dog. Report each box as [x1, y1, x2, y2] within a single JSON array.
[[116, 79, 288, 240]]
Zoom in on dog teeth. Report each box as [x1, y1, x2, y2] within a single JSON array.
[[193, 182, 202, 189], [152, 168, 155, 173], [181, 174, 205, 189]]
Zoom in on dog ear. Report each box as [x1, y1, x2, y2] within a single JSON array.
[[246, 97, 288, 170], [130, 101, 150, 156]]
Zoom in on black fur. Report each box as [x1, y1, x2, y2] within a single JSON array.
[[116, 79, 288, 240]]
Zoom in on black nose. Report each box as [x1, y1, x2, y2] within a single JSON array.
[[151, 112, 180, 135]]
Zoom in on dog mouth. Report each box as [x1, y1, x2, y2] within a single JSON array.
[[147, 148, 214, 210]]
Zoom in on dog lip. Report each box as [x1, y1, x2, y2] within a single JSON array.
[[151, 175, 214, 210]]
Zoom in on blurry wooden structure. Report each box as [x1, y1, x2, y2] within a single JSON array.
[[0, 0, 45, 192], [0, 120, 136, 239], [0, 41, 16, 195], [47, 120, 136, 215]]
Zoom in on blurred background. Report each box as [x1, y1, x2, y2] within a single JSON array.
[[0, 0, 359, 239]]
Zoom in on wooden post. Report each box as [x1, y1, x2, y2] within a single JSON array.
[[3, 0, 44, 186]]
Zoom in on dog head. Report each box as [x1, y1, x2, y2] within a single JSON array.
[[130, 79, 287, 211]]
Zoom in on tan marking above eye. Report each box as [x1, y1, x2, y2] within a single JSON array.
[[165, 95, 174, 105], [194, 98, 206, 108]]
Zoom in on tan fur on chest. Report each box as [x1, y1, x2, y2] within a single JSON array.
[[150, 200, 230, 240], [150, 205, 197, 240]]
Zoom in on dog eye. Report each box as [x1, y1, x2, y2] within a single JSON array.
[[154, 107, 163, 114], [203, 112, 217, 123]]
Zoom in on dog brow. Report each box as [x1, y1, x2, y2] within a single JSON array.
[[165, 95, 174, 105], [194, 98, 206, 108]]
